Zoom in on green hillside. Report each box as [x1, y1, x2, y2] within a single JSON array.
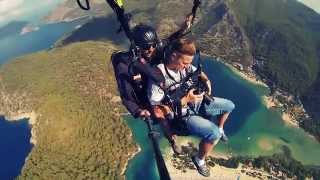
[[0, 41, 137, 179]]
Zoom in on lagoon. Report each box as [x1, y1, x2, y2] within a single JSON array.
[[0, 19, 87, 64]]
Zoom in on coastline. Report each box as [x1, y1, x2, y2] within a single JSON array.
[[224, 60, 316, 137], [223, 61, 268, 88], [209, 57, 305, 131], [121, 145, 141, 176], [121, 130, 142, 176], [1, 111, 38, 145], [262, 95, 276, 109], [204, 54, 268, 87], [262, 95, 299, 127], [281, 112, 299, 127]]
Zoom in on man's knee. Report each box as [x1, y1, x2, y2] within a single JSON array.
[[225, 99, 235, 113], [203, 126, 222, 143]]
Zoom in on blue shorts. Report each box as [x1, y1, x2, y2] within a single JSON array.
[[183, 97, 235, 143]]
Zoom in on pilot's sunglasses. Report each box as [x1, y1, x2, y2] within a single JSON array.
[[140, 43, 156, 50]]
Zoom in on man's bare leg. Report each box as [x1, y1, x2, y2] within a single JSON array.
[[217, 112, 230, 141], [198, 140, 214, 159], [217, 112, 230, 129], [158, 119, 181, 154]]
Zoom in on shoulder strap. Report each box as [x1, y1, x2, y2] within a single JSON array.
[[164, 65, 183, 84]]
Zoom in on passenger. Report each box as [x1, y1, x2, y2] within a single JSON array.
[[148, 38, 235, 177]]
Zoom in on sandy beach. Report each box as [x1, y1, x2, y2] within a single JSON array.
[[262, 95, 299, 127], [166, 161, 271, 180], [164, 140, 274, 180], [281, 112, 299, 127], [262, 95, 276, 108]]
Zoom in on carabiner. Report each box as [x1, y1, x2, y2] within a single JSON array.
[[77, 0, 90, 10]]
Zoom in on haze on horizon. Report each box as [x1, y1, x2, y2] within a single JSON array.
[[298, 0, 320, 13]]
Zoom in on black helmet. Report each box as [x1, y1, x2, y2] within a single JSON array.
[[132, 24, 158, 50]]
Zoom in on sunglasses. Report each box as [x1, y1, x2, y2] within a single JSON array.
[[140, 43, 156, 50]]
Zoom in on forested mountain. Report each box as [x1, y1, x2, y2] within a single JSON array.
[[229, 0, 320, 95], [228, 0, 320, 139]]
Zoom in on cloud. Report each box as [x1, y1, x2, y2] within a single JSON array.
[[0, 0, 65, 26], [0, 0, 26, 26], [0, 0, 24, 15]]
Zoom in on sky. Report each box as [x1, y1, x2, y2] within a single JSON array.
[[0, 0, 65, 27], [297, 0, 320, 13]]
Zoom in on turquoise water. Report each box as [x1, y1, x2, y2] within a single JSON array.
[[125, 118, 160, 180], [125, 58, 320, 179], [206, 60, 320, 164], [0, 116, 32, 179]]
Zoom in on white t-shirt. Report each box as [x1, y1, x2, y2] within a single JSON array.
[[148, 64, 196, 115]]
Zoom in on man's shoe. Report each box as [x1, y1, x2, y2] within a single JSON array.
[[170, 141, 182, 155], [221, 132, 229, 142], [191, 156, 210, 177]]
